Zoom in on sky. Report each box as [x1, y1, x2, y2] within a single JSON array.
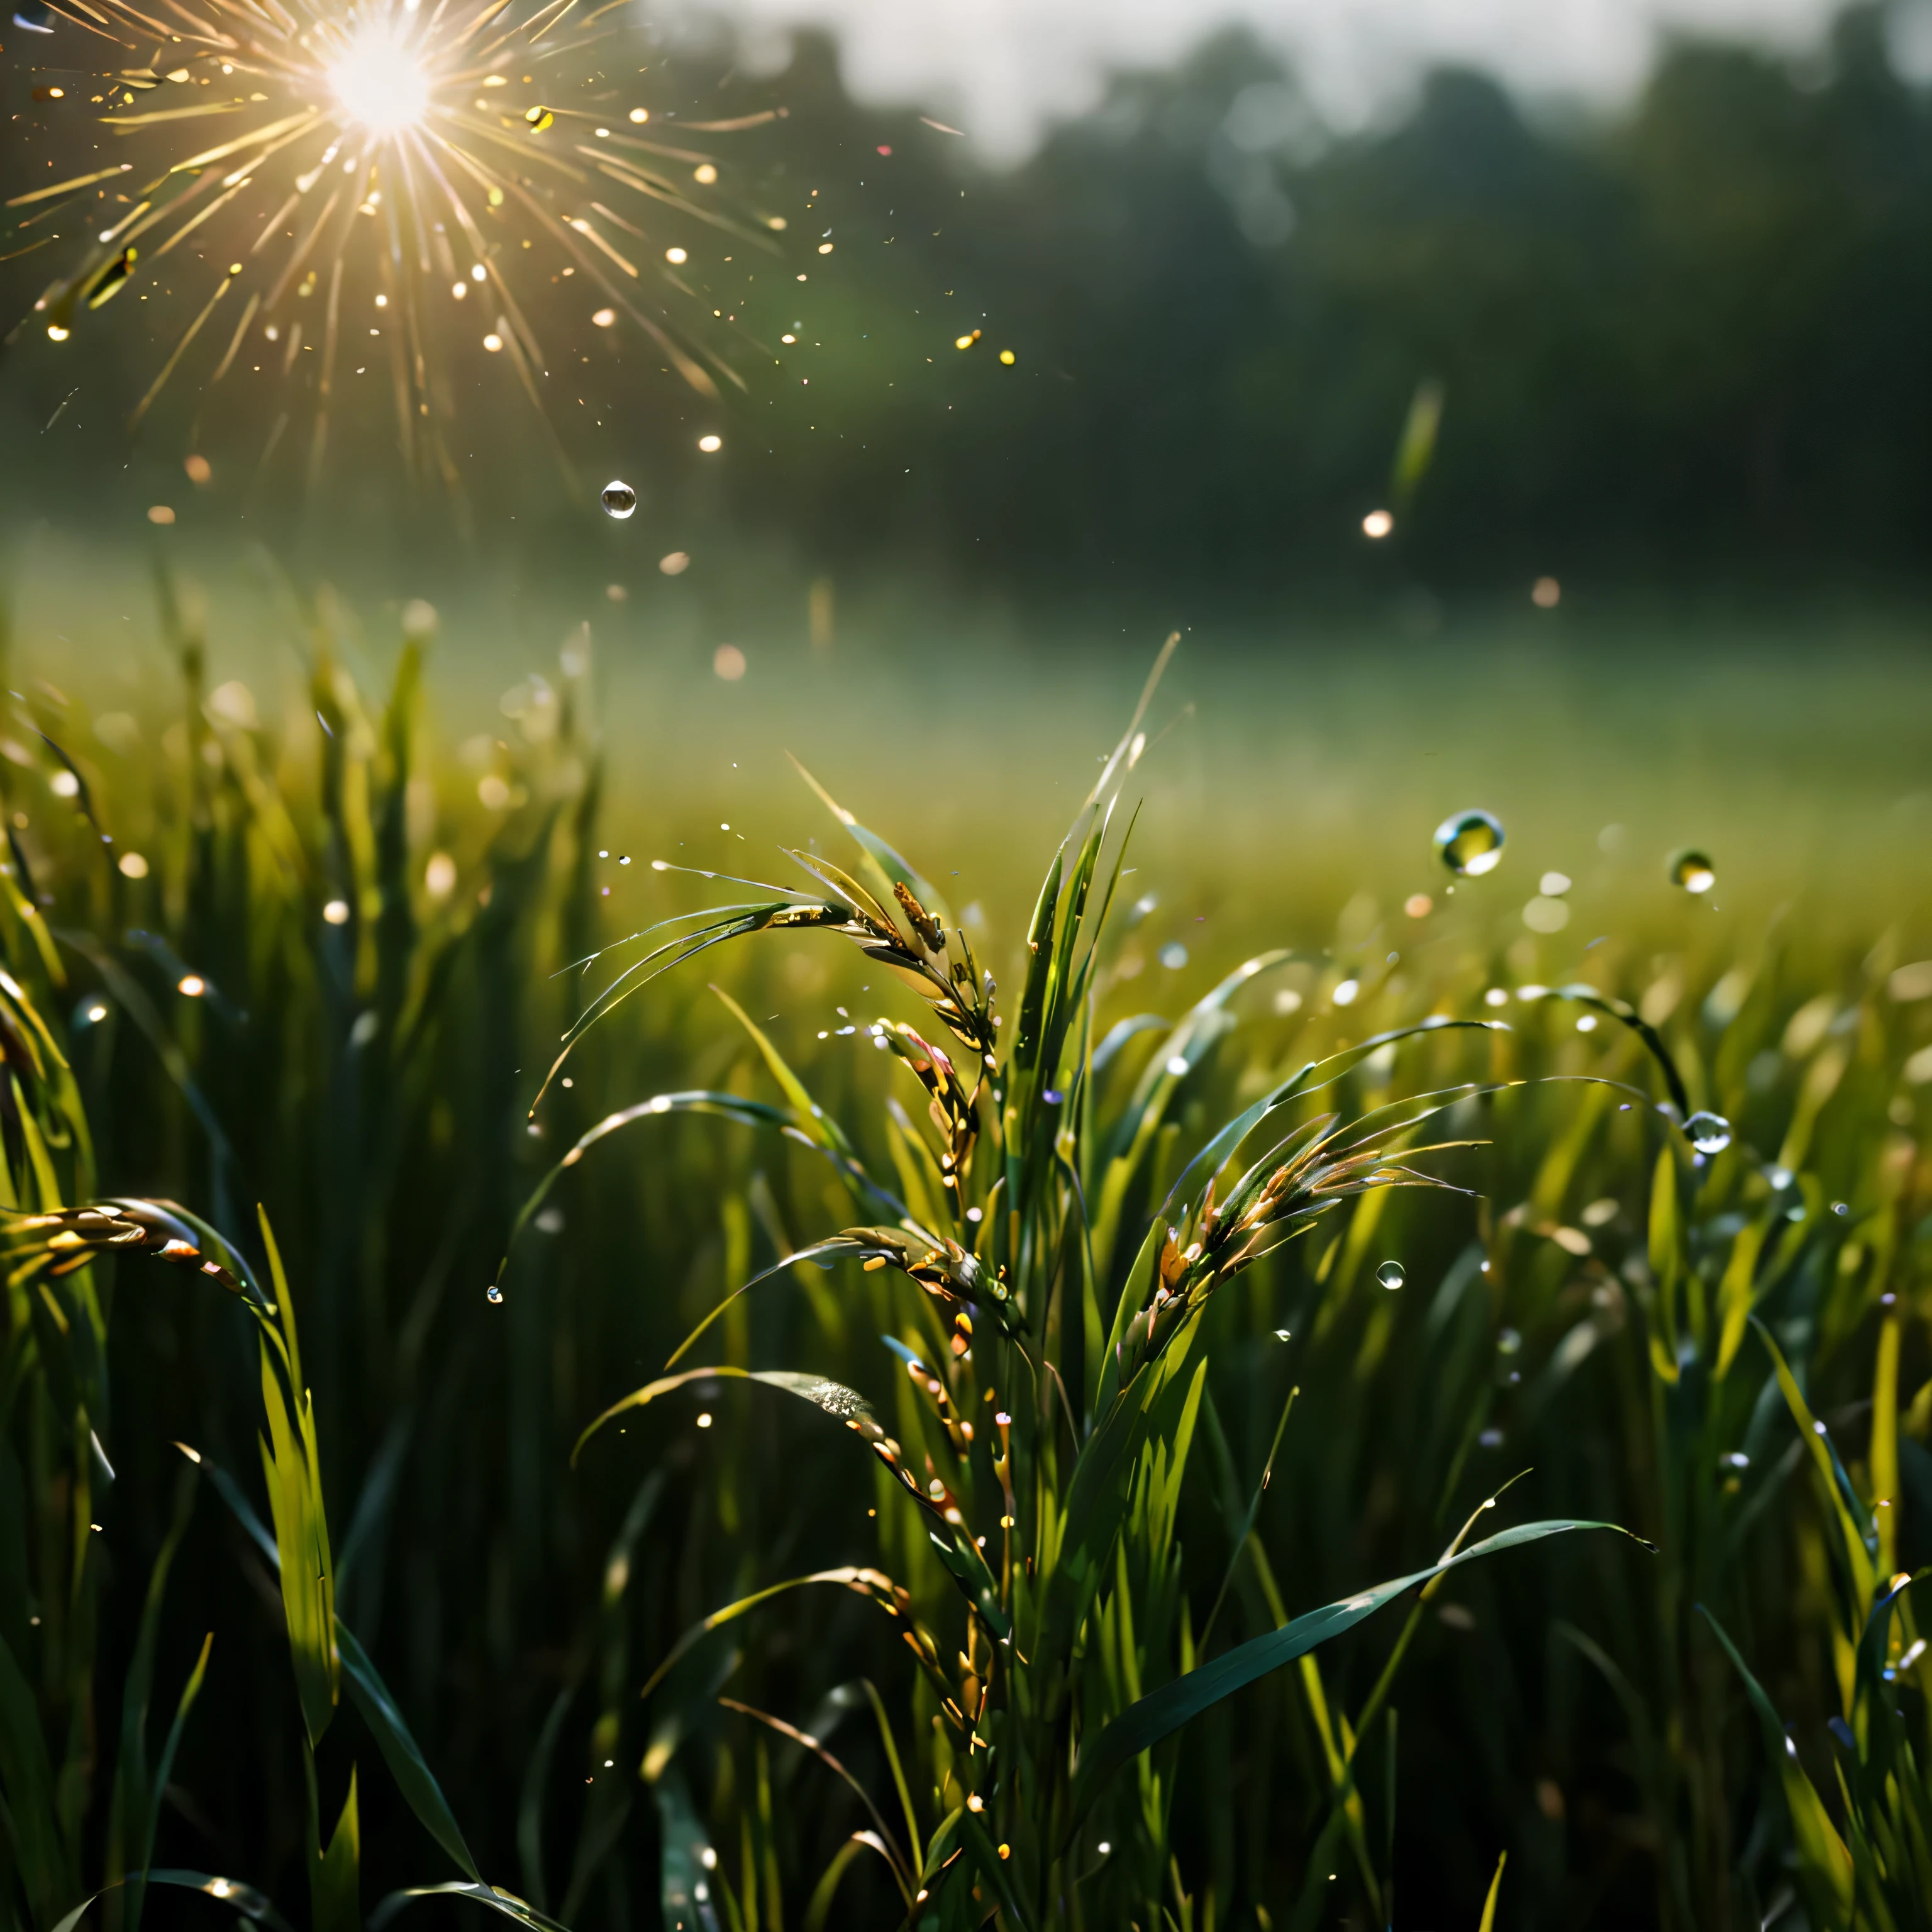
[[674, 0, 1932, 156]]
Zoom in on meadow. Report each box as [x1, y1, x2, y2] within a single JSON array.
[[0, 569, 1928, 1932]]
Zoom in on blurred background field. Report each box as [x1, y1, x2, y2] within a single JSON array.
[[3, 2, 1932, 1929]]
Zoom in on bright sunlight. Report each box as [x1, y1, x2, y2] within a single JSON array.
[[328, 21, 431, 136]]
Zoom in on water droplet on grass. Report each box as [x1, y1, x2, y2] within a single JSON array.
[[1686, 1110, 1732, 1154], [1158, 941, 1188, 969], [1497, 1327, 1522, 1355], [487, 1284, 502, 1304], [601, 480, 636, 519], [1435, 809, 1504, 877], [1376, 1260, 1405, 1290], [1669, 848, 1716, 893]]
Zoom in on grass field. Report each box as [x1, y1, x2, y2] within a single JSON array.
[[0, 565, 1928, 1931]]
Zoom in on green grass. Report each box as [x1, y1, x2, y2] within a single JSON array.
[[0, 587, 1926, 1931]]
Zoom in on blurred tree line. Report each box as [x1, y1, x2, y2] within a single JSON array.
[[6, 2, 1931, 602], [727, 1, 1932, 601]]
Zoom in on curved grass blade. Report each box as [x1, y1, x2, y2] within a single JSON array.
[[528, 896, 850, 1114], [1066, 1518, 1648, 1834], [52, 1872, 294, 1932], [1531, 984, 1690, 1119], [336, 1622, 484, 1884], [860, 1679, 922, 1872], [715, 1697, 914, 1900], [195, 1414, 485, 1887], [134, 1633, 214, 1926], [707, 983, 877, 1184], [177, 1440, 279, 1565], [367, 1882, 576, 1932], [661, 1238, 886, 1370], [638, 1568, 909, 1706], [1752, 1318, 1877, 1614], [787, 755, 953, 930], [1084, 629, 1178, 823], [1155, 1018, 1504, 1229], [574, 1363, 882, 1465], [1698, 1605, 1852, 1931], [491, 1094, 897, 1300], [1476, 1851, 1507, 1932], [575, 1362, 1010, 1637], [1199, 1384, 1299, 1651], [801, 1839, 870, 1932]]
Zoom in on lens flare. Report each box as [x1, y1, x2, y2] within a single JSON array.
[[328, 22, 430, 138], [5, 0, 791, 496]]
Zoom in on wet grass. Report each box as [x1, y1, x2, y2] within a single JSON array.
[[0, 589, 1927, 1931]]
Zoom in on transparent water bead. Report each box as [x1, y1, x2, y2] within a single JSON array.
[[601, 480, 637, 519], [1435, 809, 1505, 877], [1685, 1109, 1733, 1155], [1669, 848, 1715, 894], [486, 1284, 503, 1304], [1376, 1260, 1405, 1290]]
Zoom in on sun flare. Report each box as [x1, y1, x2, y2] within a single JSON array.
[[6, 0, 786, 492], [327, 19, 431, 138]]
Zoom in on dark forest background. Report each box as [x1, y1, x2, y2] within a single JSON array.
[[4, 3, 1932, 605]]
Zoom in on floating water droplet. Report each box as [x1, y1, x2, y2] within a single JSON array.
[[1158, 941, 1188, 970], [1669, 848, 1716, 894], [601, 480, 636, 519], [1376, 1260, 1405, 1290], [1478, 1427, 1504, 1448], [1723, 1450, 1750, 1469], [1435, 809, 1505, 877], [1685, 1109, 1732, 1155], [1496, 1326, 1522, 1355], [486, 1284, 502, 1304], [1274, 1328, 1292, 1341], [525, 104, 553, 131]]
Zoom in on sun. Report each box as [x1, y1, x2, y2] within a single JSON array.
[[327, 18, 432, 138], [6, 0, 790, 496]]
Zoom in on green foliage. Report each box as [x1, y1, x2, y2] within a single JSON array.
[[0, 601, 1924, 1931]]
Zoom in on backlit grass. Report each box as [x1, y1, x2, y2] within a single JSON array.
[[0, 591, 1926, 1931]]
